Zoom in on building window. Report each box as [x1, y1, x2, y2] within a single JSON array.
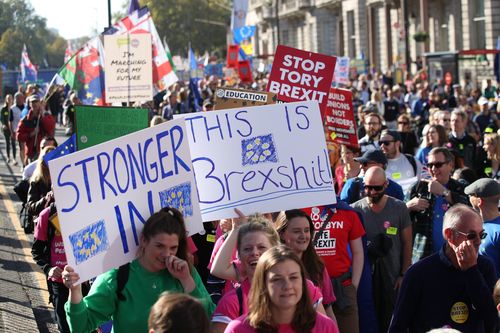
[[472, 0, 485, 49], [347, 10, 356, 58]]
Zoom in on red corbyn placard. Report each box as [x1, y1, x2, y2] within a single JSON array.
[[324, 87, 358, 148], [266, 45, 336, 118]]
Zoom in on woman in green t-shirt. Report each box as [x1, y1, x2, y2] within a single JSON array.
[[62, 207, 215, 333]]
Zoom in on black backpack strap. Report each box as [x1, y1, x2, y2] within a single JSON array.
[[313, 207, 336, 246], [236, 286, 244, 316], [405, 153, 417, 175], [116, 263, 130, 301]]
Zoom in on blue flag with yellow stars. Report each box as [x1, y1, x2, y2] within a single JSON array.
[[44, 134, 77, 166]]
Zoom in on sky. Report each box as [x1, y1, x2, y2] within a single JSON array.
[[29, 0, 130, 40]]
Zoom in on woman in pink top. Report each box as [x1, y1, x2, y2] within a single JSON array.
[[275, 209, 337, 323], [224, 245, 339, 333], [210, 212, 325, 333]]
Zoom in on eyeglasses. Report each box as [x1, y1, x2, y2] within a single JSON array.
[[398, 121, 409, 125], [442, 119, 451, 122], [366, 122, 380, 126], [364, 184, 385, 191], [453, 229, 487, 241], [427, 161, 447, 169], [379, 140, 394, 146]]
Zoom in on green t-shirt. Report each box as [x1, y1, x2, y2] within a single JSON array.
[[65, 259, 215, 333]]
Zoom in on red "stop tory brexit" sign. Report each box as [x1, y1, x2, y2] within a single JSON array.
[[267, 45, 336, 118]]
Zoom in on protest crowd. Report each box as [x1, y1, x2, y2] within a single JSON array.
[[2, 3, 500, 333]]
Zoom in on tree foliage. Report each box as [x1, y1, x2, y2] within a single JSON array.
[[0, 0, 67, 69]]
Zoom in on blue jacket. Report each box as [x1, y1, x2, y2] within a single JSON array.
[[389, 247, 497, 333], [340, 177, 404, 204]]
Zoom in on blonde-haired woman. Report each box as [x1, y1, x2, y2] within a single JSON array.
[[224, 245, 339, 333], [481, 133, 500, 180], [26, 146, 56, 231]]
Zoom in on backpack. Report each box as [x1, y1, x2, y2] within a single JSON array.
[[404, 153, 418, 176], [116, 263, 130, 301]]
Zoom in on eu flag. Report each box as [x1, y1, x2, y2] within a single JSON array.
[[44, 134, 77, 166]]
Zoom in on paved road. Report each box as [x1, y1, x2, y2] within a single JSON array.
[[0, 125, 68, 333]]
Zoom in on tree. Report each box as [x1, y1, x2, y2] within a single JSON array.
[[0, 0, 68, 69]]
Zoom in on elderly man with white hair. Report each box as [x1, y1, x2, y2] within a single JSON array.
[[389, 204, 498, 333]]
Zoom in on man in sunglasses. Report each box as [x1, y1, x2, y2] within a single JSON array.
[[389, 204, 498, 333], [379, 130, 421, 192], [340, 149, 404, 204], [465, 178, 500, 278], [352, 166, 412, 333], [406, 147, 469, 261]]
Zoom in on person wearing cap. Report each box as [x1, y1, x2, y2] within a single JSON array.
[[358, 113, 384, 153], [465, 178, 500, 278], [406, 147, 470, 261], [340, 149, 404, 204], [10, 92, 25, 167], [448, 109, 477, 170], [379, 130, 422, 190], [16, 95, 53, 163], [352, 166, 412, 332], [474, 96, 500, 134], [202, 99, 214, 112], [389, 204, 498, 333]]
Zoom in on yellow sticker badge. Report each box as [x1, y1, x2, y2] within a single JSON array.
[[386, 227, 398, 235], [450, 302, 468, 324], [392, 172, 402, 180]]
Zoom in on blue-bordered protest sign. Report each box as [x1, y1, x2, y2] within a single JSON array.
[[176, 100, 336, 221], [49, 118, 202, 283]]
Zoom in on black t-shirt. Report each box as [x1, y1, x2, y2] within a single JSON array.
[[383, 100, 400, 121]]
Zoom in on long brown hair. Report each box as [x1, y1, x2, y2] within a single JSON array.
[[247, 245, 316, 333], [274, 209, 325, 288], [30, 146, 56, 186]]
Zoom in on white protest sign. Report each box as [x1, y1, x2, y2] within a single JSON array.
[[49, 119, 202, 283], [104, 34, 153, 103], [176, 101, 336, 221], [333, 56, 350, 85]]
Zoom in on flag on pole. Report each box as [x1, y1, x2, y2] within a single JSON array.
[[58, 37, 106, 105], [233, 25, 256, 44], [128, 0, 140, 14], [105, 7, 178, 92], [20, 44, 37, 83], [64, 42, 73, 63], [231, 0, 249, 30], [189, 46, 197, 71]]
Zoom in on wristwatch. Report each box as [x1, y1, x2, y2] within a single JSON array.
[[442, 189, 450, 197]]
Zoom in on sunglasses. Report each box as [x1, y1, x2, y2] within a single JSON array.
[[453, 229, 487, 241], [398, 121, 409, 125], [379, 140, 394, 146], [364, 184, 385, 191], [427, 161, 447, 169]]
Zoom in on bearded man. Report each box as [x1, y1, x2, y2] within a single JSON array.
[[352, 166, 412, 333]]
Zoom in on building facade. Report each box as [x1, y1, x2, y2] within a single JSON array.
[[247, 0, 500, 76]]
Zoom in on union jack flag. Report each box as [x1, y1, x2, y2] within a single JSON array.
[[20, 44, 37, 83], [104, 7, 178, 92]]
